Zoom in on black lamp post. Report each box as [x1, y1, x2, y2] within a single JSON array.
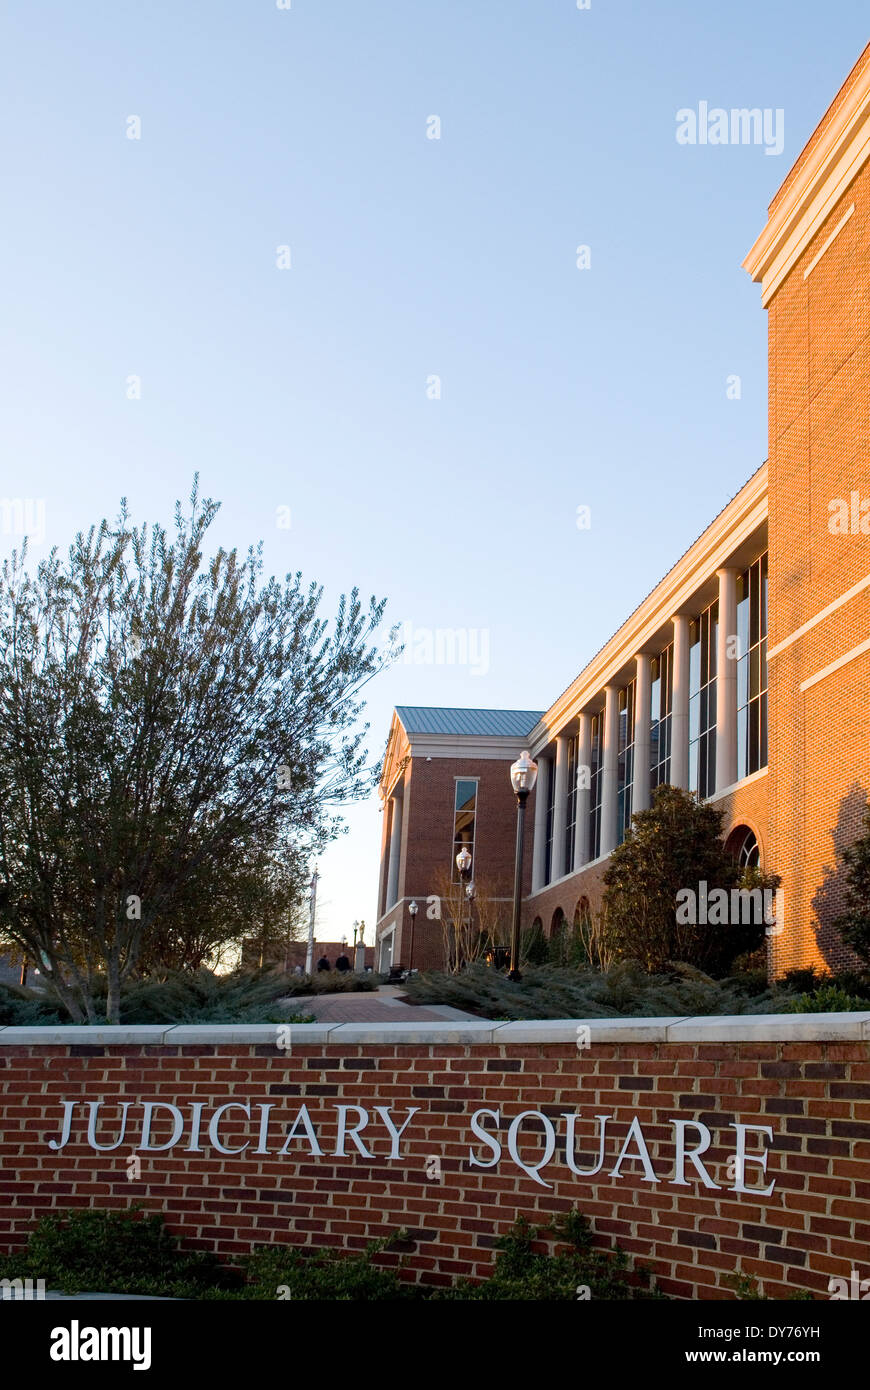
[[508, 750, 538, 982], [465, 878, 476, 961], [455, 847, 472, 971], [408, 900, 418, 973]]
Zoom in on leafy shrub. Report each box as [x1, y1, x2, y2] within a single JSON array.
[[830, 970, 870, 997], [786, 985, 870, 1013], [602, 785, 780, 975], [239, 1238, 415, 1301], [436, 1212, 659, 1301], [0, 1208, 665, 1301], [0, 1208, 240, 1298]]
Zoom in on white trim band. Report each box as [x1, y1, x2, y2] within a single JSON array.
[[768, 572, 870, 659], [803, 203, 855, 278], [800, 637, 870, 692]]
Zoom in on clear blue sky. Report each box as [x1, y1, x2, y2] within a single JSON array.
[[1, 2, 867, 942]]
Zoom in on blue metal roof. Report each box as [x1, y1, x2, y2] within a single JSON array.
[[395, 706, 544, 738]]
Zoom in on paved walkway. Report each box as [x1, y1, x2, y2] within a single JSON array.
[[284, 987, 480, 1024]]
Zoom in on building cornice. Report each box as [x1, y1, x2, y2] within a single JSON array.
[[379, 713, 410, 800], [529, 465, 768, 750], [743, 53, 870, 305], [378, 719, 530, 799], [401, 732, 531, 762]]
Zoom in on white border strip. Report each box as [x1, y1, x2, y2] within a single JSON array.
[[768, 572, 870, 659], [800, 636, 870, 692], [803, 203, 855, 278]]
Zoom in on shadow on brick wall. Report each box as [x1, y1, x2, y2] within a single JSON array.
[[811, 781, 868, 971]]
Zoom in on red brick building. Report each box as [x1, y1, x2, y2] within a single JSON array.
[[375, 707, 542, 972], [375, 47, 870, 980]]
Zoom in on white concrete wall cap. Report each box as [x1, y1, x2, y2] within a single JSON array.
[[1, 1013, 869, 1045]]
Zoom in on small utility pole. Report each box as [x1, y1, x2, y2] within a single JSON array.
[[304, 868, 318, 976]]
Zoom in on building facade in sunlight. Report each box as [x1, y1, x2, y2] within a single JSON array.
[[375, 45, 870, 979]]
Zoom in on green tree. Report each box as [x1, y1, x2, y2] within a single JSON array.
[[602, 784, 779, 975], [131, 830, 309, 975], [833, 807, 870, 967], [0, 480, 394, 1022]]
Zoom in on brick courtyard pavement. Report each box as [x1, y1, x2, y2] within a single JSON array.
[[284, 987, 479, 1023]]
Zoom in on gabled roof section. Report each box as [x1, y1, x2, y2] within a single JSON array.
[[395, 707, 543, 738], [378, 706, 545, 798]]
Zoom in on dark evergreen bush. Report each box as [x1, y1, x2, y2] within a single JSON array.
[[117, 967, 312, 1023], [403, 959, 792, 1020], [0, 1208, 240, 1298], [435, 1211, 660, 1301], [0, 1208, 667, 1301], [0, 983, 63, 1026]]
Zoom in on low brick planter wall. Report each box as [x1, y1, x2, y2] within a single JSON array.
[[1, 1014, 869, 1299]]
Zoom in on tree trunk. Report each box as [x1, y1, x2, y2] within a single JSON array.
[[47, 972, 87, 1024], [106, 954, 121, 1025]]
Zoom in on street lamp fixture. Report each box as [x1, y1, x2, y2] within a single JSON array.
[[455, 847, 472, 972], [408, 899, 418, 974], [508, 750, 538, 981], [464, 878, 476, 966]]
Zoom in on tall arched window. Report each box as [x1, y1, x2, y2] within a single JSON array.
[[726, 826, 761, 868], [736, 829, 760, 868]]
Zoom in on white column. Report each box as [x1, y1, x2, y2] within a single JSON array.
[[531, 753, 550, 893], [716, 567, 738, 792], [599, 686, 620, 857], [386, 792, 403, 908], [671, 615, 690, 790], [574, 712, 591, 869], [550, 735, 569, 880], [633, 653, 652, 814]]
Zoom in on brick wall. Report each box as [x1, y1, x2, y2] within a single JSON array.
[[712, 772, 770, 867], [766, 153, 870, 976], [2, 1020, 869, 1300], [524, 859, 609, 938], [381, 756, 536, 972]]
